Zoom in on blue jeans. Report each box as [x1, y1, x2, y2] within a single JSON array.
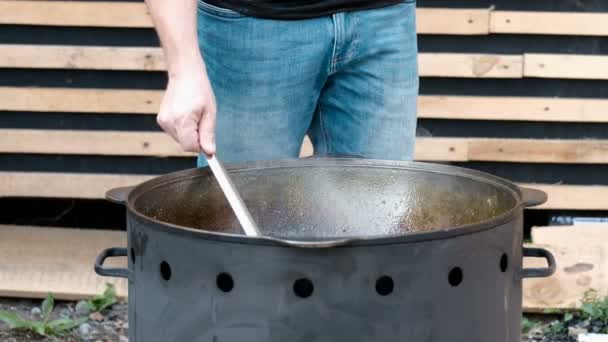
[[196, 0, 418, 167]]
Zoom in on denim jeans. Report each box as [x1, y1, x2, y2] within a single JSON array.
[[196, 0, 418, 167]]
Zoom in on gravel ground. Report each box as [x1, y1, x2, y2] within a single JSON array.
[[0, 297, 128, 342]]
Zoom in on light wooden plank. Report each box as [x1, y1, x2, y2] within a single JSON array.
[[524, 54, 608, 80], [0, 0, 151, 27], [418, 95, 608, 123], [5, 88, 608, 123], [0, 46, 521, 78], [10, 130, 608, 164], [523, 242, 607, 312], [0, 1, 487, 35], [419, 53, 523, 78], [468, 138, 608, 164], [0, 129, 469, 161], [0, 172, 154, 198], [0, 87, 162, 113], [532, 225, 608, 248], [0, 225, 127, 300], [416, 8, 490, 35], [0, 129, 193, 157], [520, 184, 608, 211], [523, 225, 608, 312], [491, 11, 608, 36], [415, 137, 469, 161], [0, 45, 165, 71], [8, 129, 608, 164]]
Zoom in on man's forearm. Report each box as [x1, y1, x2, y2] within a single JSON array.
[[145, 0, 204, 77]]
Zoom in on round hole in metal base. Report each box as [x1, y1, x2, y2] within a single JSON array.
[[217, 273, 234, 293], [293, 278, 314, 298], [160, 261, 172, 281], [375, 276, 394, 296], [448, 267, 463, 287], [500, 253, 508, 273]]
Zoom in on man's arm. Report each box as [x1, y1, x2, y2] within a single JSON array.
[[145, 0, 217, 155]]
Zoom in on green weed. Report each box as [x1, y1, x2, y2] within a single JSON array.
[[86, 283, 118, 312], [0, 293, 86, 341]]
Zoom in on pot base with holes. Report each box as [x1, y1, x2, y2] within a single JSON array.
[[122, 213, 524, 342]]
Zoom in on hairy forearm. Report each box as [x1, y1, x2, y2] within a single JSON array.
[[144, 0, 203, 77]]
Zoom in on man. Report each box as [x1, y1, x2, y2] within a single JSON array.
[[145, 0, 419, 166]]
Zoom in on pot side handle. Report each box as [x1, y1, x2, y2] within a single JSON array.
[[520, 247, 556, 279], [520, 186, 548, 208], [106, 186, 134, 205], [94, 247, 130, 279]]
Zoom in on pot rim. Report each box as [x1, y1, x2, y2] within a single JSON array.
[[122, 158, 535, 248]]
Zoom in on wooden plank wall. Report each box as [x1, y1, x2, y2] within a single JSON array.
[[0, 0, 607, 213]]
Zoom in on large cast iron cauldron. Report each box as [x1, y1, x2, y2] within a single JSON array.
[[94, 158, 555, 342]]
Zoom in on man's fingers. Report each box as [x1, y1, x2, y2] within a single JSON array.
[[176, 112, 203, 153], [199, 109, 217, 156], [156, 89, 179, 141]]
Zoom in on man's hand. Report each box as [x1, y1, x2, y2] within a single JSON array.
[[144, 0, 216, 155], [157, 69, 217, 155]]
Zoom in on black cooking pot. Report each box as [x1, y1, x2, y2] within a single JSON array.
[[95, 158, 555, 342]]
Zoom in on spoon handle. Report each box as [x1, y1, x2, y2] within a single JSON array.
[[205, 154, 261, 237]]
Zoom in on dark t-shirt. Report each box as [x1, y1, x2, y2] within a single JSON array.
[[204, 0, 407, 19]]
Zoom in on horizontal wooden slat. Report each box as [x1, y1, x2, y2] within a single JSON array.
[[467, 138, 608, 164], [4, 88, 608, 124], [418, 95, 608, 123], [0, 130, 468, 161], [1, 172, 605, 210], [5, 130, 608, 164], [0, 172, 153, 199], [416, 8, 490, 35], [491, 11, 608, 36], [520, 184, 608, 211], [0, 0, 151, 27], [0, 1, 489, 35], [524, 54, 608, 80], [0, 225, 127, 300], [0, 46, 522, 78], [0, 87, 161, 113], [0, 45, 165, 71], [418, 53, 523, 78]]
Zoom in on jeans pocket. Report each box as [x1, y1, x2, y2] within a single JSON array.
[[197, 0, 246, 18]]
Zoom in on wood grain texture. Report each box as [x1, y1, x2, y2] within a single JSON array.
[[4, 88, 608, 123], [417, 8, 490, 35], [418, 95, 608, 123], [0, 46, 523, 78], [0, 225, 127, 300], [524, 54, 608, 80], [491, 11, 608, 36], [0, 172, 154, 198], [0, 130, 468, 161], [419, 53, 523, 78], [0, 45, 165, 71], [5, 130, 608, 164], [523, 225, 608, 312], [0, 0, 151, 27], [0, 87, 162, 113], [467, 138, 608, 164], [520, 184, 608, 211], [0, 1, 488, 35]]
